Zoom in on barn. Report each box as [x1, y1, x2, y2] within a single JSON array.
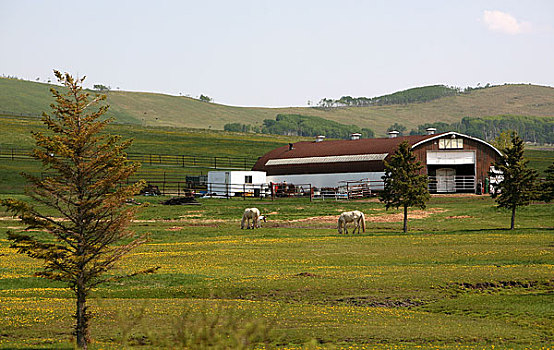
[[252, 129, 503, 193]]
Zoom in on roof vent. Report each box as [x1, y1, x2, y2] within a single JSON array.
[[315, 135, 326, 142], [350, 133, 361, 140], [388, 130, 399, 138], [426, 127, 436, 135]]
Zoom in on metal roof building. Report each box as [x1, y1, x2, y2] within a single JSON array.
[[252, 130, 503, 193]]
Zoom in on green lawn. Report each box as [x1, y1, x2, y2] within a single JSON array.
[[0, 195, 552, 349]]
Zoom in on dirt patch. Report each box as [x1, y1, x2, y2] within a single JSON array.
[[294, 272, 321, 278], [287, 208, 446, 224], [366, 208, 446, 222], [336, 296, 425, 308], [161, 197, 200, 205], [450, 279, 552, 291], [445, 215, 473, 219], [166, 226, 185, 231], [289, 216, 337, 223]]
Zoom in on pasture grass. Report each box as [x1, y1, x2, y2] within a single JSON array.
[[1, 116, 552, 195], [0, 195, 552, 349]]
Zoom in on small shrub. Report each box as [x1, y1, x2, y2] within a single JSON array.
[[173, 302, 276, 349]]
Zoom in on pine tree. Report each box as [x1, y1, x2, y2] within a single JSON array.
[[1, 71, 157, 349], [490, 132, 538, 229], [379, 141, 430, 232]]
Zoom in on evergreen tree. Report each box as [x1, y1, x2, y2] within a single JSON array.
[[539, 162, 554, 202], [490, 132, 538, 229], [379, 141, 430, 232], [1, 71, 157, 349], [491, 130, 514, 154], [387, 123, 407, 135]]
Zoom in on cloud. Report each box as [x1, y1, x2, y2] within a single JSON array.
[[482, 10, 531, 35]]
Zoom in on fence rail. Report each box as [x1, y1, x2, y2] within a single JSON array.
[[0, 145, 257, 170], [0, 110, 42, 119], [428, 175, 475, 193]]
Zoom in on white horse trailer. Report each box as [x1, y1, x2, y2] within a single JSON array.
[[207, 171, 267, 197]]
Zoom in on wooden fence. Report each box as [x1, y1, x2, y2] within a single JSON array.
[[0, 145, 257, 170]]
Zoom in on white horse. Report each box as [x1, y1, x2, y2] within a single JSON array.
[[241, 208, 266, 229], [337, 210, 366, 234]]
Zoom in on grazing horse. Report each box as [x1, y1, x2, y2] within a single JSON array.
[[241, 208, 266, 229], [337, 210, 366, 234]]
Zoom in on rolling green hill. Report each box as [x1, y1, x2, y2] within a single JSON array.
[[1, 78, 554, 136]]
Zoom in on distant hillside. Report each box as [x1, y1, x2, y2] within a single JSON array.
[[318, 85, 461, 107], [1, 78, 554, 136]]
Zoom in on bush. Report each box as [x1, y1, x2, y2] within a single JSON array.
[[173, 302, 276, 350]]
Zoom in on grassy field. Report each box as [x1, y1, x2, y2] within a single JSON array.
[[2, 78, 554, 136], [0, 116, 307, 157], [0, 194, 553, 349], [0, 116, 310, 193], [1, 116, 552, 195]]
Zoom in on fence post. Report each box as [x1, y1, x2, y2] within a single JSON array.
[[11, 148, 14, 161], [347, 183, 350, 200], [162, 172, 166, 195], [214, 157, 217, 169], [181, 155, 185, 167], [309, 184, 312, 202], [177, 181, 180, 196], [243, 183, 246, 200]]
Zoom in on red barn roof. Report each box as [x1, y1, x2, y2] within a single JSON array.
[[253, 134, 443, 175]]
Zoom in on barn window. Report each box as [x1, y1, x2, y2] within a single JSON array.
[[245, 175, 253, 184], [439, 138, 463, 149]]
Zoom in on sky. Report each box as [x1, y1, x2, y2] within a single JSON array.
[[1, 0, 553, 107]]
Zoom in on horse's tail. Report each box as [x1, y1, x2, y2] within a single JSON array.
[[337, 216, 343, 234], [360, 212, 366, 233]]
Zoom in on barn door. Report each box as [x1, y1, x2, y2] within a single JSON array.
[[437, 168, 456, 193]]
